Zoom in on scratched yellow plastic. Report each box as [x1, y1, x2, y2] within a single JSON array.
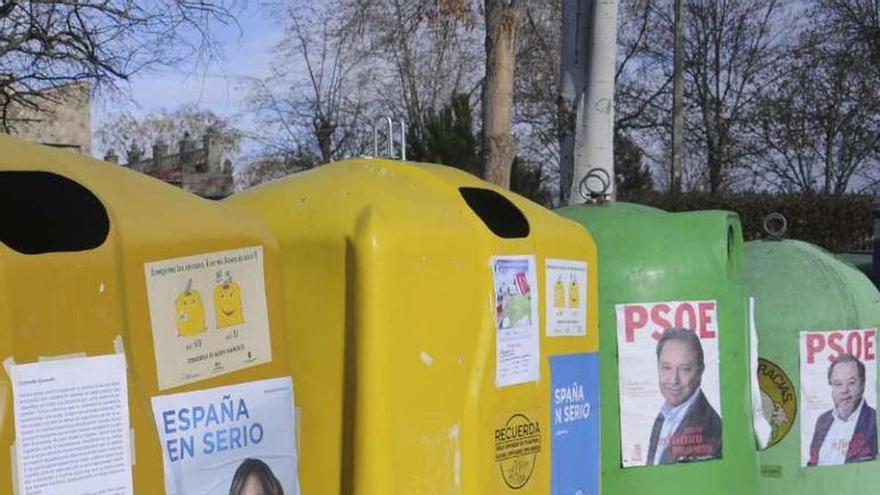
[[0, 134, 292, 493], [227, 159, 599, 495]]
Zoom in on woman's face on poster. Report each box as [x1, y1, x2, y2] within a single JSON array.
[[240, 474, 266, 495]]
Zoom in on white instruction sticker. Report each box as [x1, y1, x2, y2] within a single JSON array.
[[545, 258, 587, 337], [144, 246, 272, 390], [492, 255, 540, 387], [11, 354, 132, 495]]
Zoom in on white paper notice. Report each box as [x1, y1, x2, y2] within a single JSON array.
[[799, 329, 877, 467], [11, 354, 132, 495], [144, 246, 273, 390], [545, 258, 587, 337], [615, 300, 723, 467], [492, 255, 540, 387], [151, 377, 299, 495]]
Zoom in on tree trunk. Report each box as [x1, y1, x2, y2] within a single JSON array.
[[481, 0, 521, 188], [559, 0, 618, 204], [671, 0, 684, 194]]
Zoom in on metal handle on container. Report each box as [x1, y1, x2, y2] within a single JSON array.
[[372, 116, 407, 161], [578, 168, 612, 204], [763, 212, 787, 241]]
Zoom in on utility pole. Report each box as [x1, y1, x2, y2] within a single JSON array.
[[559, 0, 619, 205], [671, 0, 684, 194]]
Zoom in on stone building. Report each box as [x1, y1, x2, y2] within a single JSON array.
[[104, 128, 234, 199], [4, 81, 92, 155]]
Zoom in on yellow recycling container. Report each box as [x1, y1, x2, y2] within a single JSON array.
[[227, 158, 600, 495], [0, 135, 297, 495]]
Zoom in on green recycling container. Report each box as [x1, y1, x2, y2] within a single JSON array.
[[557, 203, 758, 495], [747, 239, 880, 494]]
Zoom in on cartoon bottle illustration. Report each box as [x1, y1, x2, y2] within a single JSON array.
[[553, 275, 566, 308], [568, 273, 580, 308], [214, 270, 245, 328], [175, 279, 207, 337]]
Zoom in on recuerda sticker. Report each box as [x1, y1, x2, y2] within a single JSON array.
[[494, 412, 542, 489]]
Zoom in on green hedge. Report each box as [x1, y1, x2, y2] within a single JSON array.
[[627, 192, 877, 253]]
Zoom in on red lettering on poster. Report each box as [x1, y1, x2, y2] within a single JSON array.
[[621, 301, 719, 343], [623, 305, 648, 343], [650, 304, 672, 340], [698, 302, 717, 338], [805, 334, 825, 364], [805, 330, 878, 363]]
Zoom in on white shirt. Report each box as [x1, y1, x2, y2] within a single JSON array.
[[653, 388, 701, 465], [817, 399, 865, 465]]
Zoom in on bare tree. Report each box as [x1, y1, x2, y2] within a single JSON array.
[[815, 0, 880, 67], [0, 0, 238, 130], [236, 147, 319, 189], [613, 0, 791, 193], [248, 0, 481, 168], [683, 0, 785, 193], [339, 0, 482, 147], [482, 0, 521, 188], [248, 2, 370, 164], [514, 0, 562, 172], [611, 0, 673, 189], [753, 26, 880, 194]]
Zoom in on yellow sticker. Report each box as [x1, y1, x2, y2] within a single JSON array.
[[214, 276, 245, 328], [175, 279, 207, 337], [757, 357, 797, 448], [144, 246, 272, 390]]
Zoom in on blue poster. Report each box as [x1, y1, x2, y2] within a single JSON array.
[[550, 352, 600, 495]]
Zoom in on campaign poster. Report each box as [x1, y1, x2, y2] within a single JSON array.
[[550, 353, 600, 495], [545, 259, 588, 337], [492, 255, 540, 387], [799, 329, 877, 467], [144, 246, 273, 390], [11, 354, 132, 495], [615, 300, 722, 467], [151, 377, 299, 495]]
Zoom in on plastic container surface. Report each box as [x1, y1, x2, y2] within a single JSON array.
[[556, 202, 758, 495], [747, 239, 880, 494], [227, 158, 600, 495], [0, 134, 294, 494]]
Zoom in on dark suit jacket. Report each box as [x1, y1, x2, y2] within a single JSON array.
[[646, 389, 723, 465], [808, 402, 877, 466]]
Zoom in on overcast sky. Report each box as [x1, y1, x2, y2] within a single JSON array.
[[90, 2, 283, 155]]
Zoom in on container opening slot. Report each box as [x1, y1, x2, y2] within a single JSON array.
[[0, 171, 110, 254], [459, 187, 530, 239]]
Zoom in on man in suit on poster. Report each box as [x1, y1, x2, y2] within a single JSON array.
[[808, 353, 877, 466], [647, 327, 722, 465]]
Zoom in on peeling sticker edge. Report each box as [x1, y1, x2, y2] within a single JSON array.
[[3, 357, 15, 378], [113, 335, 128, 369], [37, 352, 87, 362]]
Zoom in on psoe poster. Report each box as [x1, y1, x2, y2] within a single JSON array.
[[615, 300, 722, 467], [151, 377, 299, 495], [800, 329, 877, 467]]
